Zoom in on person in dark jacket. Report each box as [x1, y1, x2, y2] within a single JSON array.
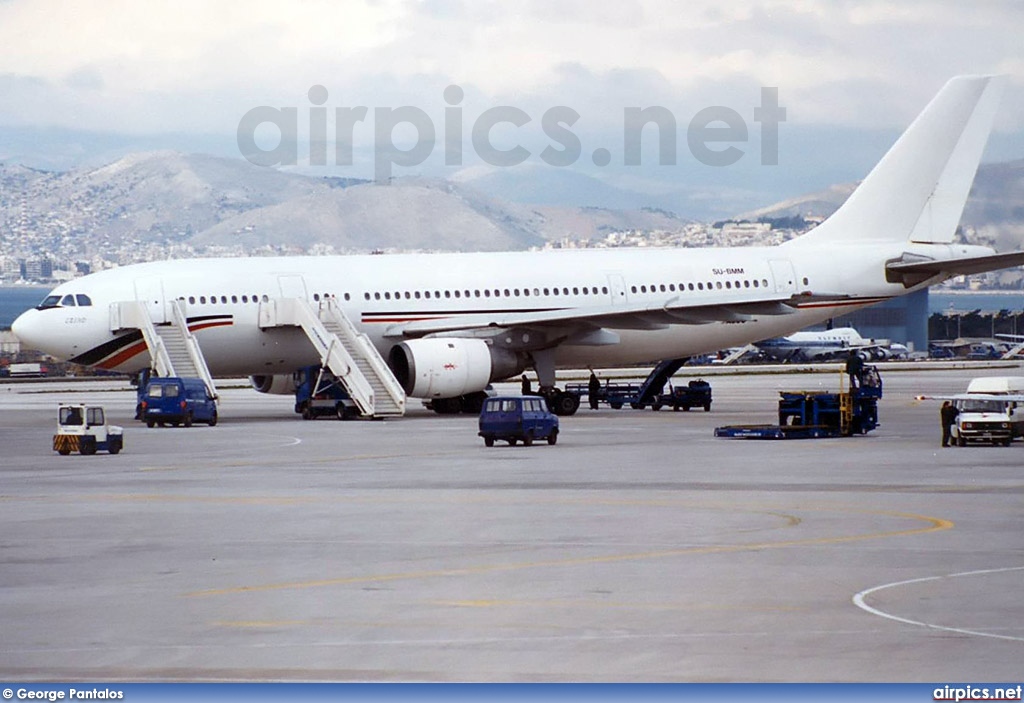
[[521, 374, 532, 395], [845, 351, 864, 389], [940, 401, 959, 447], [588, 370, 601, 410]]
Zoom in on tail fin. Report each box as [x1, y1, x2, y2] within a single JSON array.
[[787, 75, 1004, 248]]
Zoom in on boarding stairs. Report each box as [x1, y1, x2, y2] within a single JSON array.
[[259, 297, 405, 418], [636, 358, 689, 406], [109, 299, 219, 399]]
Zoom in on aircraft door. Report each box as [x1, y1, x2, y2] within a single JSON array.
[[606, 273, 628, 305], [768, 260, 797, 294], [278, 275, 308, 300], [134, 279, 166, 324]]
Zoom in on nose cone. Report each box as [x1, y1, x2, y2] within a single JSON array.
[[11, 309, 53, 356]]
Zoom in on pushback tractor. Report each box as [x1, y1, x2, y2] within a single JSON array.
[[53, 404, 124, 455]]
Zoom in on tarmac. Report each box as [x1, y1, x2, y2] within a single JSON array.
[[0, 365, 1022, 682]]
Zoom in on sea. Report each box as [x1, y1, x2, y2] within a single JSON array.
[[3, 286, 1024, 329], [1, 286, 49, 328]]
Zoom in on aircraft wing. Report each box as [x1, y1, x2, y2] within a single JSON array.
[[382, 291, 842, 339]]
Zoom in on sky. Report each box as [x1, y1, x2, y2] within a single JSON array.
[[0, 0, 1022, 214]]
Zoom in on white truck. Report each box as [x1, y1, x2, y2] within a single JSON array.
[[953, 377, 1024, 447], [53, 404, 124, 455]]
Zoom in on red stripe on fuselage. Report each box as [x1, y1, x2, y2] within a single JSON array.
[[96, 340, 149, 370], [188, 320, 233, 332]]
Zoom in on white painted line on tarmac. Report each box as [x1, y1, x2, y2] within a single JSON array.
[[852, 565, 1024, 642]]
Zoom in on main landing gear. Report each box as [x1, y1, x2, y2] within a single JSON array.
[[538, 387, 581, 416]]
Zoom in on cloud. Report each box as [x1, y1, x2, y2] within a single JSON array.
[[0, 0, 1020, 200]]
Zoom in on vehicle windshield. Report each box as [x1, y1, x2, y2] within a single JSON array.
[[959, 399, 1006, 413], [59, 407, 84, 425]]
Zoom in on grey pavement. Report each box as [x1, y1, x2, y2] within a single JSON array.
[[0, 367, 1021, 681]]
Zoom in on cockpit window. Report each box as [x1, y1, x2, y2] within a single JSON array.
[[37, 295, 62, 310], [76, 294, 92, 307], [60, 294, 77, 307]]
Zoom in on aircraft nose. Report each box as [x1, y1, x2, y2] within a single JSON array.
[[11, 309, 45, 352]]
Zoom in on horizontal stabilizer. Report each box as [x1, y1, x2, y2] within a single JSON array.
[[887, 250, 1024, 278]]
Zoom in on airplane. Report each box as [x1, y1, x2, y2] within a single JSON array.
[[747, 326, 902, 363], [13, 75, 1024, 416]]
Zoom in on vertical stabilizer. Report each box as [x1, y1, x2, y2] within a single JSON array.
[[787, 76, 1004, 247]]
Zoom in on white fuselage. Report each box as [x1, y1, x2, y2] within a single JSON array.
[[12, 239, 950, 382]]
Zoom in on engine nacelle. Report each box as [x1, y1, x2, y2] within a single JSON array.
[[389, 338, 524, 398], [249, 374, 297, 395]]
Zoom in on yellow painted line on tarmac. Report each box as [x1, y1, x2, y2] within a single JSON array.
[[186, 510, 953, 598]]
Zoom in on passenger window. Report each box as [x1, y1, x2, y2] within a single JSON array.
[[61, 294, 76, 306], [76, 294, 92, 306], [200, 296, 207, 304], [87, 407, 104, 425]]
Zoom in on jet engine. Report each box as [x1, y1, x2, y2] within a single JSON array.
[[388, 338, 524, 398], [249, 374, 297, 395]]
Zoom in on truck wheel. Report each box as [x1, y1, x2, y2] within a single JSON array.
[[208, 411, 218, 427], [547, 429, 558, 445], [523, 432, 534, 446], [80, 438, 96, 456], [146, 419, 155, 428], [553, 392, 580, 416], [484, 437, 494, 447], [703, 403, 712, 412], [957, 436, 966, 447], [302, 404, 314, 420], [651, 402, 662, 411], [58, 448, 71, 456], [682, 404, 691, 411], [609, 402, 622, 410], [109, 439, 122, 455], [508, 437, 518, 446]]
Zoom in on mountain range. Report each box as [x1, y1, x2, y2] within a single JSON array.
[[1, 151, 1022, 261]]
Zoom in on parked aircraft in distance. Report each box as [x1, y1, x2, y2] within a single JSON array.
[[12, 76, 1024, 415], [753, 327, 905, 362]]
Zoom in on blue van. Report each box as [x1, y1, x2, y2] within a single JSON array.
[[478, 395, 559, 447], [141, 377, 218, 427]]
